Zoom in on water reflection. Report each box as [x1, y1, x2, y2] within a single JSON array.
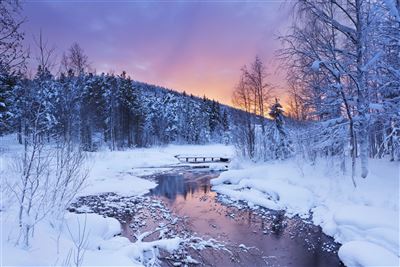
[[149, 172, 212, 201], [271, 211, 286, 238], [147, 171, 343, 267]]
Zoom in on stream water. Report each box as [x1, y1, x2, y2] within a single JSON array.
[[146, 170, 343, 267]]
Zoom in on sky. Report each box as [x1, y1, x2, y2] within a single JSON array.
[[23, 0, 292, 106]]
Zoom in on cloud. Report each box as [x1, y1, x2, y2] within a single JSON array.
[[22, 1, 291, 105]]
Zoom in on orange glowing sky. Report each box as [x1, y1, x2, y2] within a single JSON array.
[[23, 1, 292, 106]]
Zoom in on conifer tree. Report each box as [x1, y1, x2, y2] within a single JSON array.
[[268, 98, 293, 160]]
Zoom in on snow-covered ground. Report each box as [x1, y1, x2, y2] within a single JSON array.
[[0, 135, 234, 266], [211, 158, 400, 266], [2, 134, 398, 266], [82, 144, 234, 196]]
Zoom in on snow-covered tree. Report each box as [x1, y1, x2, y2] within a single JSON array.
[[279, 0, 400, 186], [267, 99, 293, 160], [0, 0, 26, 135]]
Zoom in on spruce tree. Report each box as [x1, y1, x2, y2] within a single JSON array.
[[268, 98, 293, 160]]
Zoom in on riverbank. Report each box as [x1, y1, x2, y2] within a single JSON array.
[[0, 138, 235, 266], [146, 170, 342, 266], [80, 144, 234, 196], [67, 169, 343, 266], [211, 158, 400, 266]]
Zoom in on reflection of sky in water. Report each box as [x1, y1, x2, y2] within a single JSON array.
[[148, 171, 343, 267]]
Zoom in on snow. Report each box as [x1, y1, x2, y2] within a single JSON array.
[[361, 51, 382, 72], [339, 241, 399, 267], [81, 149, 174, 196], [0, 210, 185, 266], [369, 103, 384, 111], [333, 205, 398, 237], [311, 60, 322, 72], [1, 212, 142, 266], [212, 158, 400, 266], [81, 144, 233, 196], [384, 0, 400, 22], [2, 133, 399, 266], [212, 168, 315, 217], [64, 213, 122, 249], [0, 135, 234, 266]]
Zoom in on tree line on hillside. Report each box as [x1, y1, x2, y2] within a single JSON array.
[[0, 4, 238, 150], [2, 61, 234, 151], [0, 1, 289, 161]]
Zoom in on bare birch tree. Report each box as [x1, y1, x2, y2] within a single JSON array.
[[232, 77, 255, 158], [232, 56, 274, 160]]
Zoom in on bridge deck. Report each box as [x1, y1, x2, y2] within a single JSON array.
[[175, 155, 231, 163]]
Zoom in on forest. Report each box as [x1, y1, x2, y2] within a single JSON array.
[[1, 1, 399, 266], [1, 0, 399, 179], [2, 60, 234, 151]]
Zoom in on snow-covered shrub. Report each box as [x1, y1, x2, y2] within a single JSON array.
[[4, 140, 88, 248]]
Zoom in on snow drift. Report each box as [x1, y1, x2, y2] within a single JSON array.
[[211, 158, 400, 266]]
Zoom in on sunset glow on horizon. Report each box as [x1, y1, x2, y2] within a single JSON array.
[[23, 1, 292, 106]]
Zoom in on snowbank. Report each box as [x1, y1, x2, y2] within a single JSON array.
[[212, 158, 400, 266], [339, 241, 399, 267], [64, 213, 122, 249], [1, 211, 185, 266], [212, 167, 315, 217], [1, 212, 139, 266], [83, 144, 234, 196], [82, 149, 175, 196]]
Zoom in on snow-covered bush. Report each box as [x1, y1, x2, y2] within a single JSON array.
[[4, 140, 88, 248]]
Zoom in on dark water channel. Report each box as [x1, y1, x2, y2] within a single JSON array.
[[148, 170, 343, 267]]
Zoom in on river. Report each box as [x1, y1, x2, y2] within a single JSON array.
[[143, 169, 343, 267]]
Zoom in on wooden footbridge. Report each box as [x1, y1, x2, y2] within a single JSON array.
[[175, 154, 231, 164]]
